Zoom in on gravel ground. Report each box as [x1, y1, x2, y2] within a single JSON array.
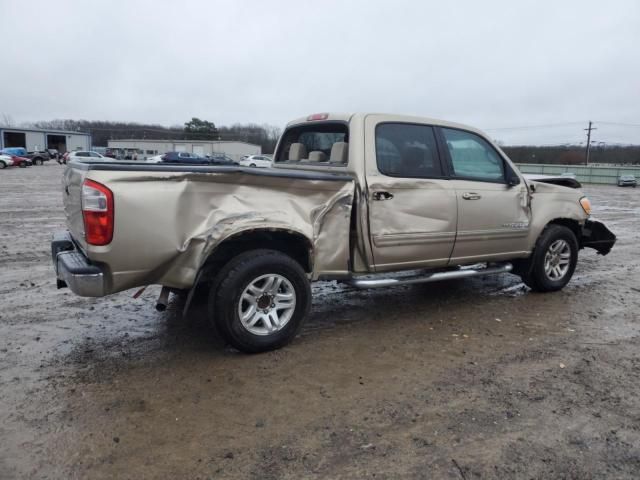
[[1, 163, 639, 479]]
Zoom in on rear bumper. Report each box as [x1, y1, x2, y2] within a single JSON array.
[[51, 231, 106, 297], [581, 220, 616, 256]]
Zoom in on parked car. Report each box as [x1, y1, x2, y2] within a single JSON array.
[[146, 154, 164, 163], [238, 155, 273, 168], [161, 151, 211, 164], [161, 151, 235, 166], [9, 155, 32, 168], [210, 154, 235, 164], [617, 174, 637, 187], [0, 153, 30, 168], [66, 151, 108, 163], [0, 154, 14, 169], [47, 149, 60, 161], [52, 112, 616, 353], [0, 147, 49, 165]]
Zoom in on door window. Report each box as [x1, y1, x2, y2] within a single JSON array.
[[441, 128, 505, 182], [375, 123, 443, 178]]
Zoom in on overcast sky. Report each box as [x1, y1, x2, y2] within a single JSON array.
[[2, 0, 639, 145]]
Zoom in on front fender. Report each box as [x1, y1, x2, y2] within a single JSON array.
[[581, 219, 616, 255]]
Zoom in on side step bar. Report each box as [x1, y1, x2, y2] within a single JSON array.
[[347, 263, 513, 289]]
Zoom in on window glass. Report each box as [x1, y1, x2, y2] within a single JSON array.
[[276, 123, 348, 163], [441, 128, 504, 181], [89, 152, 100, 158], [375, 123, 442, 178]]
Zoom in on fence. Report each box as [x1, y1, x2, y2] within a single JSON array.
[[515, 163, 640, 185]]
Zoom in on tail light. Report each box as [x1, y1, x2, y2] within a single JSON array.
[[82, 179, 114, 245]]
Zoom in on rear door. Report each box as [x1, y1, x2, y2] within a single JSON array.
[[438, 127, 531, 263], [365, 118, 457, 271]]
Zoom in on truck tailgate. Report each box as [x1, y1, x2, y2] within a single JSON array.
[[62, 163, 88, 250]]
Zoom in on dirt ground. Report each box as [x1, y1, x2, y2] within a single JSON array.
[[1, 163, 639, 479]]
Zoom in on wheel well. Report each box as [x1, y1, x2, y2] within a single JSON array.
[[201, 230, 312, 280], [547, 218, 581, 241]]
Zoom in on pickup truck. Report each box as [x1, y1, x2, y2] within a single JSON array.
[[52, 113, 616, 353]]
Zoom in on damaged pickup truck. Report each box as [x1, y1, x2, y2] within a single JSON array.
[[52, 113, 616, 352]]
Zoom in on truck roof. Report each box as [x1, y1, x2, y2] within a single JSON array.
[[285, 113, 487, 136]]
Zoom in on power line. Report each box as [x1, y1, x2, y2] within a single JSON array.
[[484, 121, 586, 131], [593, 121, 640, 128]]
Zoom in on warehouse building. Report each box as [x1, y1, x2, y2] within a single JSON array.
[[0, 127, 91, 153], [107, 139, 261, 161]]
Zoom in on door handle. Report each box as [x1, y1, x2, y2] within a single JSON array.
[[462, 192, 481, 200], [372, 191, 394, 201]]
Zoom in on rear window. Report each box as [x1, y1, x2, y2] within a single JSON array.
[[275, 122, 348, 165]]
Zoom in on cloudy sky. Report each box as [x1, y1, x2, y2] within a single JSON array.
[[2, 0, 639, 145]]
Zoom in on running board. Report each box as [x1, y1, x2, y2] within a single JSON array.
[[347, 263, 513, 289]]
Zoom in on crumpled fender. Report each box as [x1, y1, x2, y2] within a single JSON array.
[[581, 219, 616, 255]]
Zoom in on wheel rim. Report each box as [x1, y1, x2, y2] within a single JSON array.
[[544, 239, 571, 281], [238, 273, 296, 336]]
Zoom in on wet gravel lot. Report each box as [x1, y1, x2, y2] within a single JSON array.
[[1, 163, 639, 479]]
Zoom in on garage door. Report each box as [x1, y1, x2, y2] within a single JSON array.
[[193, 145, 204, 156]]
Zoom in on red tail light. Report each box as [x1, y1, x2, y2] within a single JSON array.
[[82, 179, 114, 245]]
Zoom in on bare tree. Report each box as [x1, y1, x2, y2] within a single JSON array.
[[0, 113, 14, 127]]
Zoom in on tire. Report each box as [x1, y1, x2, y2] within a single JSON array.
[[19, 162, 27, 168], [33, 158, 43, 166], [0, 161, 6, 169], [250, 163, 256, 167], [209, 249, 311, 353], [519, 225, 579, 292]]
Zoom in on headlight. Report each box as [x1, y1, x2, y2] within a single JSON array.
[[580, 196, 592, 215]]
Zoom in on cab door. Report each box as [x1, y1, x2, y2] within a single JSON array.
[[437, 127, 531, 264], [365, 117, 457, 271]]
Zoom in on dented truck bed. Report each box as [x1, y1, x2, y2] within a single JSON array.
[[56, 161, 354, 296]]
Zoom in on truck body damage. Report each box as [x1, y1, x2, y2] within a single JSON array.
[[61, 164, 355, 295], [581, 219, 616, 255]]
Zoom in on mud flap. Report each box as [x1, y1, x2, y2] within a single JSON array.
[[581, 220, 616, 256]]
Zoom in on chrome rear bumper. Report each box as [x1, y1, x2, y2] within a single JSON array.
[[51, 231, 106, 297]]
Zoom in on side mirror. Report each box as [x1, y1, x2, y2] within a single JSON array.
[[506, 168, 521, 187]]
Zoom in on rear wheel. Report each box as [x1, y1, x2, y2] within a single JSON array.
[[520, 225, 578, 292], [0, 161, 6, 169], [210, 249, 311, 353], [33, 158, 43, 166], [250, 163, 256, 167]]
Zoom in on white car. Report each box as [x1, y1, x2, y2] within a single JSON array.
[[238, 155, 272, 168], [67, 151, 108, 162], [147, 154, 164, 163], [0, 154, 14, 169]]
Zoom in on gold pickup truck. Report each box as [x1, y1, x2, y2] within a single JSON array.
[[52, 113, 615, 352]]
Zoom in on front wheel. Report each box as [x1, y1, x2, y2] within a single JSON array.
[[0, 161, 6, 169], [519, 225, 578, 292], [33, 158, 43, 166], [210, 249, 311, 353]]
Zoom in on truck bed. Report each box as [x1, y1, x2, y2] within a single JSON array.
[[61, 161, 355, 294]]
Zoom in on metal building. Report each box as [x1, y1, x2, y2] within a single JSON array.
[[0, 127, 91, 153], [107, 139, 261, 162]]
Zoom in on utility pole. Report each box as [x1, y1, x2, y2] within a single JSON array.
[[584, 121, 596, 165]]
